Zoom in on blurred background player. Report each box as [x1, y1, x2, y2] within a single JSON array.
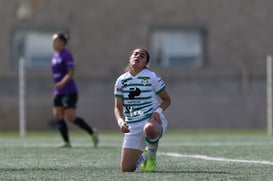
[[51, 32, 99, 148], [114, 48, 171, 172]]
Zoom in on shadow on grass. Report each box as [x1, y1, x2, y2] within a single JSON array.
[[138, 170, 231, 175], [0, 167, 58, 172], [66, 146, 119, 149], [0, 165, 121, 172]]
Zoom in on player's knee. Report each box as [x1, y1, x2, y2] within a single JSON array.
[[121, 167, 136, 172], [144, 123, 161, 140], [65, 115, 76, 123], [121, 163, 136, 172], [54, 115, 63, 121]]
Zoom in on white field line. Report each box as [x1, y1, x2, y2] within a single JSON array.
[[160, 152, 273, 166], [161, 141, 273, 147]]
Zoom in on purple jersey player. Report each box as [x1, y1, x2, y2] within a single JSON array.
[[51, 47, 77, 95], [51, 33, 99, 148]]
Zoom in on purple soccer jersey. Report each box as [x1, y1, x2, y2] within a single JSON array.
[[51, 48, 77, 95]]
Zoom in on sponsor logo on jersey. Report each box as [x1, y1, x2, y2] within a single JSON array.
[[128, 87, 141, 99]]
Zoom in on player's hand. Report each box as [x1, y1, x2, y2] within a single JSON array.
[[55, 82, 65, 90], [120, 122, 130, 133], [149, 112, 162, 125]]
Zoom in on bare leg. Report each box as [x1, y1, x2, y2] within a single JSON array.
[[121, 148, 142, 172]]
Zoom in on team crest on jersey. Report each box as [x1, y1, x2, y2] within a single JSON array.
[[142, 77, 149, 85]]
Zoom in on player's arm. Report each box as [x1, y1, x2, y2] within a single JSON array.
[[114, 97, 129, 133], [55, 69, 74, 90], [157, 89, 171, 111], [150, 89, 171, 123]]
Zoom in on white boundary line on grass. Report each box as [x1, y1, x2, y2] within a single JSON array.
[[160, 152, 273, 166]]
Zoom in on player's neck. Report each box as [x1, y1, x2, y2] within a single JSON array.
[[129, 68, 143, 77]]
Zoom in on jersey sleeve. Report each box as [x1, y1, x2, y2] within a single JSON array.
[[151, 72, 166, 94], [64, 51, 75, 70], [114, 77, 123, 98]]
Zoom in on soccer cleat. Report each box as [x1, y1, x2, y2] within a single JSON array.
[[92, 129, 99, 148], [141, 159, 147, 170], [144, 158, 156, 172], [58, 142, 72, 148]]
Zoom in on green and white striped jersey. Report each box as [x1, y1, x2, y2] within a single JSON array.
[[114, 69, 166, 124]]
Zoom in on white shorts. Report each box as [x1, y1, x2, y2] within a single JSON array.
[[122, 113, 168, 151]]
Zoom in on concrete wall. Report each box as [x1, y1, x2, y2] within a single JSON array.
[[0, 0, 271, 130]]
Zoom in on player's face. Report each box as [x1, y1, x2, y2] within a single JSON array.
[[129, 49, 148, 69], [52, 37, 64, 52]]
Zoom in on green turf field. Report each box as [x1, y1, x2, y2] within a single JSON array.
[[0, 130, 273, 181]]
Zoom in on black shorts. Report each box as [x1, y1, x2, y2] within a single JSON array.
[[53, 92, 78, 109]]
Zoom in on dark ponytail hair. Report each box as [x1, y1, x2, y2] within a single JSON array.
[[143, 49, 150, 64], [53, 32, 69, 45]]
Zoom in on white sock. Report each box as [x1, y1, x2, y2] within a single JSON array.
[[147, 142, 159, 159], [136, 152, 147, 168]]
